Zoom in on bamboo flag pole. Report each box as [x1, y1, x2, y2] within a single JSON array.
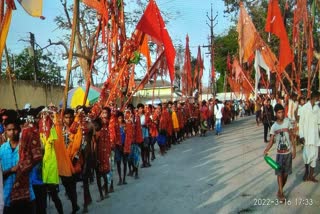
[[5, 46, 18, 110], [0, 0, 4, 68], [0, 0, 3, 25], [83, 20, 101, 106], [62, 0, 79, 111]]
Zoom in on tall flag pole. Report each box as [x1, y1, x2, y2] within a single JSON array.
[[63, 0, 79, 111]]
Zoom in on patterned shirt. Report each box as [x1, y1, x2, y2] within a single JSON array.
[[270, 118, 293, 154], [0, 141, 19, 207]]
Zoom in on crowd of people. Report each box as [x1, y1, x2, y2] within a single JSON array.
[[0, 97, 240, 214], [3, 92, 314, 212]]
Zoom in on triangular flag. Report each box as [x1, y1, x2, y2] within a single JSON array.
[[136, 0, 176, 83]]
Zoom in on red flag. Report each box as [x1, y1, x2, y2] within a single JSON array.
[[183, 35, 192, 96], [193, 64, 198, 89], [198, 48, 204, 80], [211, 45, 215, 79], [293, 0, 308, 45], [265, 0, 293, 72], [136, 0, 176, 83]]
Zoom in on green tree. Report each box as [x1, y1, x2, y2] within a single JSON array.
[[214, 27, 238, 93], [1, 48, 62, 85]]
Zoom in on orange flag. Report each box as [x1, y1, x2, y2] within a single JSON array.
[[139, 35, 152, 69], [53, 114, 73, 177], [237, 2, 258, 63], [265, 0, 293, 72], [0, 7, 12, 59], [136, 0, 176, 83]]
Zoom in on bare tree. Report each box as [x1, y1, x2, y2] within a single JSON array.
[[53, 0, 104, 85]]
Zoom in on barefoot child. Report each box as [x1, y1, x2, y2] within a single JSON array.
[[263, 103, 296, 203]]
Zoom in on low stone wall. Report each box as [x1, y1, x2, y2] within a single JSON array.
[[0, 79, 64, 109]]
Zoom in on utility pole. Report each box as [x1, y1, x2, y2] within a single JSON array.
[[202, 3, 217, 97], [29, 32, 37, 82]]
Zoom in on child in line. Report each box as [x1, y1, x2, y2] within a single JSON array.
[[264, 103, 296, 203]]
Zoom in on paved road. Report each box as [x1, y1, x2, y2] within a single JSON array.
[[49, 116, 320, 214]]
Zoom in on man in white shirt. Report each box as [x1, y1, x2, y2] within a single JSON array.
[[214, 99, 224, 135], [270, 94, 277, 109], [299, 92, 320, 182]]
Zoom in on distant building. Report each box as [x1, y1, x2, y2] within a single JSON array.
[[132, 79, 182, 105]]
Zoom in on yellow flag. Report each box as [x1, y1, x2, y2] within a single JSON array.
[[0, 8, 12, 59], [18, 0, 43, 17]]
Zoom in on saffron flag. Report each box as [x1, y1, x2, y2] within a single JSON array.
[[136, 0, 176, 83], [265, 0, 293, 72], [237, 2, 258, 63], [0, 7, 12, 60], [18, 0, 43, 17]]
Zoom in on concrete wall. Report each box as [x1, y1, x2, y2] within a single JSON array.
[[0, 79, 64, 109]]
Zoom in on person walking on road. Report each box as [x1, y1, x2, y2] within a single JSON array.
[[299, 92, 320, 182], [262, 98, 274, 143], [264, 103, 296, 203], [214, 99, 224, 136]]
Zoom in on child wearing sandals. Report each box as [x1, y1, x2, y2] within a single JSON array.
[[264, 103, 296, 203]]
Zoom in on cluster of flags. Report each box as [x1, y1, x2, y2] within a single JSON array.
[[83, 0, 176, 110], [181, 35, 204, 97], [228, 0, 316, 96], [229, 0, 315, 98]]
